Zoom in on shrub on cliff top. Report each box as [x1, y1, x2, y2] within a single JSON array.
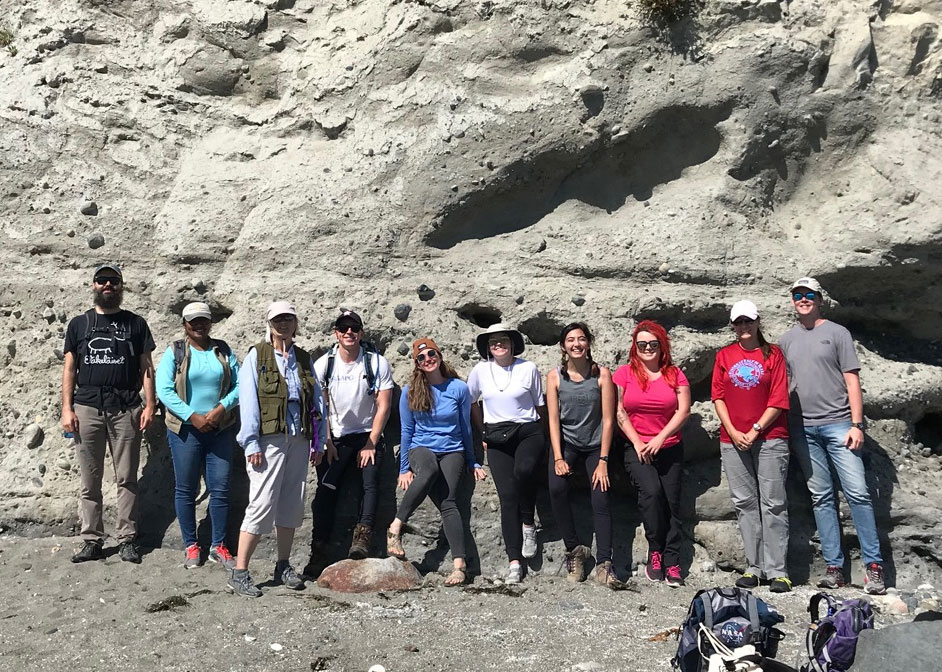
[[637, 0, 699, 23]]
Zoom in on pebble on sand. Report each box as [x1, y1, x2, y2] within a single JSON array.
[[88, 232, 105, 249]]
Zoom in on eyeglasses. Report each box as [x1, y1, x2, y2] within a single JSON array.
[[635, 340, 660, 352], [416, 350, 440, 364], [792, 291, 817, 301], [336, 324, 362, 334], [94, 276, 122, 286], [271, 314, 296, 323], [488, 337, 510, 347], [732, 318, 756, 326]]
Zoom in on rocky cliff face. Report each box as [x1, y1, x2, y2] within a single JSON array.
[[1, 0, 941, 585]]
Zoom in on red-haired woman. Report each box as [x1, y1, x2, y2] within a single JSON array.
[[613, 320, 691, 587]]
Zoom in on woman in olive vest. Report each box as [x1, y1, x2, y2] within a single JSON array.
[[228, 301, 327, 598], [156, 302, 239, 571]]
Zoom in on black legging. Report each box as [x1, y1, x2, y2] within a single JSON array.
[[547, 444, 612, 562], [310, 432, 383, 546], [624, 441, 684, 568], [396, 447, 467, 559], [486, 421, 545, 562]]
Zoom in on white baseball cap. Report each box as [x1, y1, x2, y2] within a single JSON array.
[[181, 302, 212, 322], [790, 277, 823, 295], [266, 301, 297, 321], [730, 300, 759, 322]]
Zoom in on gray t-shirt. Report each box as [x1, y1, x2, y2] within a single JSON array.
[[778, 320, 861, 426]]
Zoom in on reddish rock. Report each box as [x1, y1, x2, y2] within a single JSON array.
[[316, 557, 422, 593]]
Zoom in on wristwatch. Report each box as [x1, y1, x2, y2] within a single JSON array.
[[851, 421, 866, 431], [599, 455, 609, 463], [752, 422, 763, 433]]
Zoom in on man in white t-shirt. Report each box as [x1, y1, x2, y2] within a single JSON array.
[[303, 310, 394, 578]]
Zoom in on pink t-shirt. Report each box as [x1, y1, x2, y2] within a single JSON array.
[[612, 365, 690, 447]]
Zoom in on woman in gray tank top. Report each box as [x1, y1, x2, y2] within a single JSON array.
[[546, 322, 617, 586]]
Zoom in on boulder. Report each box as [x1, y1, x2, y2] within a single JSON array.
[[316, 557, 422, 593], [854, 621, 942, 672]]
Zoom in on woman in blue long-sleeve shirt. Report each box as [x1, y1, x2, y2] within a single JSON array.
[[156, 302, 239, 570], [386, 337, 486, 586]]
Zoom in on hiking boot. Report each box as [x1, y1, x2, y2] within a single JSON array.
[[348, 524, 371, 560], [564, 545, 590, 583], [736, 572, 760, 589], [208, 544, 236, 570], [769, 577, 793, 593], [864, 563, 886, 595], [818, 566, 846, 589], [505, 563, 523, 585], [521, 524, 538, 559], [274, 561, 305, 590], [303, 542, 329, 580], [226, 569, 262, 598], [118, 541, 142, 564], [665, 565, 683, 588], [594, 559, 617, 587], [71, 540, 104, 563], [645, 551, 664, 582], [183, 543, 201, 569]]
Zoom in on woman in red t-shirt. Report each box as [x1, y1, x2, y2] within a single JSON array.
[[711, 300, 791, 593], [613, 320, 690, 588]]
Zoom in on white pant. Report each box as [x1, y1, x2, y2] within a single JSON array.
[[240, 433, 309, 535]]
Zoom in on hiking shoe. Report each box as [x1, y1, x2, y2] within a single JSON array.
[[118, 541, 142, 564], [348, 523, 371, 560], [183, 543, 201, 569], [274, 561, 305, 590], [505, 563, 523, 584], [71, 540, 104, 563], [564, 545, 590, 583], [594, 559, 617, 587], [769, 577, 793, 593], [521, 524, 538, 559], [864, 562, 886, 595], [208, 544, 236, 570], [665, 565, 683, 587], [303, 542, 329, 580], [818, 566, 846, 589], [736, 572, 760, 589], [226, 569, 262, 598], [645, 551, 664, 582]]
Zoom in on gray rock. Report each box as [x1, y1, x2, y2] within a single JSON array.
[[24, 424, 44, 449], [42, 307, 56, 323], [417, 285, 435, 301], [87, 232, 105, 249], [854, 622, 942, 672], [394, 303, 412, 321], [6, 339, 15, 357], [397, 342, 410, 356], [178, 46, 242, 97], [79, 200, 98, 216], [571, 295, 585, 306]]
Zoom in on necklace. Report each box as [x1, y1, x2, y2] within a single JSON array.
[[489, 359, 515, 393]]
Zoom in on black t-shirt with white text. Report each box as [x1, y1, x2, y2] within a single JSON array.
[[64, 309, 156, 409]]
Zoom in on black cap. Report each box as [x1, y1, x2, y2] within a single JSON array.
[[334, 309, 363, 329], [93, 264, 123, 280]]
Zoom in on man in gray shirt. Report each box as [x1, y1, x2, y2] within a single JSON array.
[[778, 277, 885, 595]]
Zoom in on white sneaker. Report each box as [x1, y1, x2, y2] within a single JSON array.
[[506, 563, 523, 584], [521, 524, 538, 559]]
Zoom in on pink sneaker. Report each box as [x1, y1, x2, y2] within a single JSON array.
[[665, 565, 683, 588], [645, 551, 664, 582]]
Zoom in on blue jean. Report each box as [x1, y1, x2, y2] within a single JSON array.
[[791, 420, 882, 566], [167, 425, 234, 547]]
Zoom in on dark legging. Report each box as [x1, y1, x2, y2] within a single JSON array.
[[625, 441, 684, 568], [547, 444, 612, 562], [486, 421, 545, 562], [310, 432, 383, 546], [396, 447, 467, 559]]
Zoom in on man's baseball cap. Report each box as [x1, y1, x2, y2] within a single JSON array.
[[730, 300, 759, 322], [182, 302, 212, 322], [334, 309, 363, 330], [93, 264, 123, 280], [790, 276, 823, 295]]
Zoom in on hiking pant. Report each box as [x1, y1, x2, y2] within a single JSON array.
[[547, 443, 612, 562], [311, 432, 384, 545], [240, 433, 309, 535], [721, 438, 790, 578], [625, 441, 684, 568], [396, 447, 467, 559], [73, 403, 142, 543], [168, 425, 234, 548], [485, 421, 545, 562], [791, 420, 882, 566]]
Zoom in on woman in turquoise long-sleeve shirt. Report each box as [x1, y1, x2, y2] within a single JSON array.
[[156, 303, 239, 570]]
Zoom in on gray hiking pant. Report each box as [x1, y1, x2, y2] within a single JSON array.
[[74, 403, 143, 543], [720, 438, 789, 578]]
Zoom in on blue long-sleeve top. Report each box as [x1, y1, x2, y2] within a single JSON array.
[[155, 344, 240, 422], [236, 345, 327, 457], [398, 378, 479, 474]]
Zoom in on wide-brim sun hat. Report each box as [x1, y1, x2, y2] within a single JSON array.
[[475, 323, 525, 359]]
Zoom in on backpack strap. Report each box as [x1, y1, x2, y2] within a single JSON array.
[[173, 339, 186, 374], [362, 342, 377, 395], [699, 591, 715, 630], [745, 592, 761, 641], [323, 344, 337, 392], [808, 593, 836, 622]]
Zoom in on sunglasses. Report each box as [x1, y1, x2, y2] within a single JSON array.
[[488, 337, 510, 347], [271, 314, 296, 323], [416, 350, 440, 364], [94, 276, 122, 286], [336, 324, 362, 334], [732, 317, 756, 326], [792, 291, 817, 301], [635, 340, 660, 352]]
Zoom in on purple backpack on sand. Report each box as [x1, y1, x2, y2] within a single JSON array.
[[800, 593, 874, 672]]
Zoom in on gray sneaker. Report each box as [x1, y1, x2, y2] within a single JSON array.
[[505, 563, 523, 584], [864, 563, 886, 595], [226, 569, 262, 598], [274, 561, 305, 590], [208, 544, 237, 570], [521, 524, 538, 559], [183, 543, 201, 569]]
